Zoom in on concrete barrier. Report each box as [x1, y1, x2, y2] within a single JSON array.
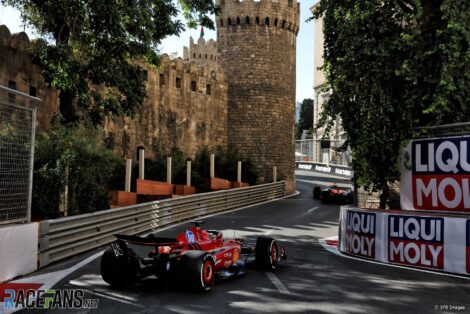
[[0, 223, 38, 282]]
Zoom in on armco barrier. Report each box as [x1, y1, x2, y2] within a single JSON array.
[[39, 181, 285, 267], [339, 206, 470, 276]]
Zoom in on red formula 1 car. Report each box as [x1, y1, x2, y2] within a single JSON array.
[[100, 221, 286, 291], [313, 184, 354, 204]]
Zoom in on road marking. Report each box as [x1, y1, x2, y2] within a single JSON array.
[[306, 206, 318, 213], [319, 236, 470, 281], [265, 272, 290, 294], [81, 288, 145, 308]]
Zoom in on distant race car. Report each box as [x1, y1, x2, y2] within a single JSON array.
[[101, 221, 286, 291], [313, 185, 354, 204]]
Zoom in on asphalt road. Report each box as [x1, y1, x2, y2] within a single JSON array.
[[19, 175, 470, 314]]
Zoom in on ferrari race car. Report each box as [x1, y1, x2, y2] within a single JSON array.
[[101, 221, 286, 291], [313, 184, 354, 204]]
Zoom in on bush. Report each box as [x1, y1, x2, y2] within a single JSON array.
[[32, 119, 124, 219]]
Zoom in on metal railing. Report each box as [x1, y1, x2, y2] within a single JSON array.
[[295, 139, 351, 167], [412, 122, 470, 139], [0, 86, 41, 225], [38, 181, 285, 267]]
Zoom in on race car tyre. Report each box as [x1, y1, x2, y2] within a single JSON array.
[[101, 240, 138, 287], [255, 237, 279, 271], [320, 191, 330, 204], [313, 186, 321, 199], [181, 251, 215, 292]]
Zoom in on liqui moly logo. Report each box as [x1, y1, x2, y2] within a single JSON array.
[[467, 220, 470, 274], [388, 215, 444, 269], [412, 137, 470, 212], [345, 211, 375, 258]]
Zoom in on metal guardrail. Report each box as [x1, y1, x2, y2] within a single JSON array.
[[38, 181, 285, 267]]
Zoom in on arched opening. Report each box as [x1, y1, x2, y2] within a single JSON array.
[[274, 18, 278, 27], [255, 17, 259, 25], [236, 17, 240, 25], [228, 18, 232, 25], [282, 20, 286, 29], [265, 17, 270, 25], [220, 19, 224, 27]]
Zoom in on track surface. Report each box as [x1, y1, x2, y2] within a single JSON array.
[[20, 175, 470, 313]]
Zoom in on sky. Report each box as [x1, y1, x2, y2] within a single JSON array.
[[0, 0, 318, 103]]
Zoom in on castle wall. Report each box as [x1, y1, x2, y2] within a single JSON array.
[[183, 37, 219, 70], [0, 25, 59, 129], [0, 24, 228, 161], [104, 55, 228, 159], [216, 0, 299, 188]]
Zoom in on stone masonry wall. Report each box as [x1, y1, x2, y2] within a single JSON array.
[[0, 25, 59, 129], [216, 0, 299, 188], [104, 55, 228, 159], [0, 24, 228, 161], [183, 37, 219, 70]]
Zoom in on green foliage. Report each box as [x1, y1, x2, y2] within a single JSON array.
[[3, 0, 217, 123], [32, 118, 124, 219], [296, 98, 314, 139], [311, 0, 470, 192]]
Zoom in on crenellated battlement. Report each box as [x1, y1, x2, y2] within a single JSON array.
[[183, 37, 218, 69], [0, 25, 33, 51], [215, 0, 300, 35]]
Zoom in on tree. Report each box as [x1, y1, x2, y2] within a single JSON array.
[[311, 0, 470, 207], [33, 118, 124, 218], [2, 0, 217, 123], [296, 98, 314, 139]]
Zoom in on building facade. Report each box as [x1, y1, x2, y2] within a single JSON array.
[[311, 4, 349, 166]]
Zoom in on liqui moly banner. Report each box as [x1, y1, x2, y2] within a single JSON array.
[[340, 207, 470, 276], [388, 215, 444, 269], [400, 136, 470, 213], [344, 211, 376, 259]]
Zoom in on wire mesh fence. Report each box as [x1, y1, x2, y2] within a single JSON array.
[[0, 86, 40, 225], [295, 139, 352, 167]]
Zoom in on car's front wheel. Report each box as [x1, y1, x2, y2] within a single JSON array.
[[255, 236, 279, 271]]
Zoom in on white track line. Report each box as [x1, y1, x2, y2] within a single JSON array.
[[306, 206, 318, 213], [265, 272, 290, 295], [319, 236, 470, 281]]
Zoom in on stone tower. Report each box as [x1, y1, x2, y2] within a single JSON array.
[[216, 0, 299, 192]]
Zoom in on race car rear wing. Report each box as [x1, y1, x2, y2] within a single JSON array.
[[115, 234, 179, 246]]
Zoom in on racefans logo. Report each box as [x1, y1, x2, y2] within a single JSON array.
[[388, 215, 444, 269], [345, 211, 375, 258], [0, 284, 99, 311], [412, 137, 470, 212]]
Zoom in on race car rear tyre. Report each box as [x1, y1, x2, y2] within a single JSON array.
[[181, 251, 215, 292], [320, 191, 330, 204], [255, 237, 279, 271], [313, 186, 321, 199], [101, 240, 138, 287]]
